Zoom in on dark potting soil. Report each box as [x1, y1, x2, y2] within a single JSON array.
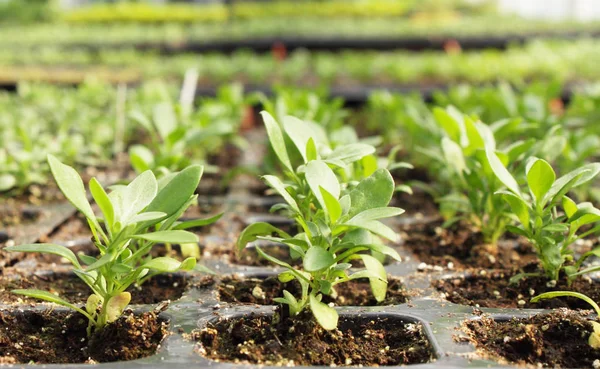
[[196, 312, 435, 366], [218, 275, 409, 306], [0, 309, 167, 364], [0, 272, 188, 305], [434, 270, 600, 309], [399, 220, 538, 270], [462, 310, 600, 368]]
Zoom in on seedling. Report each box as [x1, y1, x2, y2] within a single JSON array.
[[531, 291, 600, 349], [6, 155, 217, 335], [486, 149, 600, 281], [237, 112, 403, 330]]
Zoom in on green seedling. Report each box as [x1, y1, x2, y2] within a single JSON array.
[[6, 155, 218, 335], [237, 112, 403, 330], [486, 149, 600, 282]]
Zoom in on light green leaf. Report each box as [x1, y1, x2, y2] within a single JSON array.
[[12, 289, 91, 319], [128, 145, 154, 174], [303, 247, 335, 272], [526, 159, 555, 205], [173, 212, 224, 230], [360, 254, 388, 302], [343, 220, 398, 242], [499, 191, 530, 229], [348, 169, 395, 217], [326, 144, 375, 165], [118, 170, 158, 225], [305, 160, 340, 213], [237, 222, 291, 253], [90, 178, 114, 228], [261, 111, 293, 173], [141, 256, 196, 272], [309, 294, 338, 330], [5, 243, 81, 269], [132, 230, 199, 244], [441, 137, 466, 174], [320, 187, 342, 223], [0, 174, 16, 192], [263, 175, 300, 214], [563, 196, 578, 218], [486, 148, 521, 196], [47, 154, 99, 229], [544, 163, 600, 204], [347, 207, 404, 223]]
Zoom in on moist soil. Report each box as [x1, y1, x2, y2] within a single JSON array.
[[196, 312, 435, 366], [399, 220, 538, 270], [217, 275, 409, 306], [0, 309, 167, 364], [434, 270, 600, 309], [0, 272, 188, 305], [462, 310, 600, 368]]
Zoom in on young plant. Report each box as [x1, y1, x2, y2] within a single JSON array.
[[486, 149, 600, 281], [425, 107, 534, 245], [237, 112, 403, 330], [531, 291, 600, 349], [5, 155, 214, 335]]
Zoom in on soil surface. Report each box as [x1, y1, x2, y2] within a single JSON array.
[[434, 270, 600, 309], [0, 309, 167, 364], [0, 272, 188, 305], [399, 220, 539, 270], [463, 310, 600, 368], [218, 275, 409, 306], [196, 312, 435, 366]]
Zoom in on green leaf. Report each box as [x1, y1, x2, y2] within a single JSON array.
[[263, 175, 300, 214], [145, 165, 203, 218], [320, 187, 342, 223], [305, 160, 340, 213], [348, 169, 395, 217], [563, 196, 578, 218], [47, 154, 99, 230], [343, 220, 398, 242], [545, 163, 600, 204], [306, 137, 318, 162], [433, 107, 461, 143], [89, 178, 114, 228], [359, 254, 388, 302], [506, 225, 530, 238], [309, 294, 338, 330], [325, 144, 375, 165], [303, 247, 335, 272], [173, 213, 224, 230], [132, 230, 199, 244], [118, 170, 158, 225], [12, 289, 91, 319], [141, 256, 196, 272], [500, 192, 530, 229], [441, 137, 466, 174], [129, 211, 167, 224], [543, 224, 569, 232], [128, 145, 154, 174], [486, 148, 521, 196], [153, 102, 177, 140], [5, 244, 81, 269], [237, 222, 291, 253], [278, 271, 295, 283], [283, 116, 328, 163], [526, 159, 555, 205], [347, 207, 404, 223], [531, 291, 600, 317], [261, 111, 293, 173]]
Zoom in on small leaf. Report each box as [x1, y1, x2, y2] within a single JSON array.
[[309, 294, 338, 330], [106, 292, 131, 323], [563, 196, 578, 218], [145, 165, 203, 219], [90, 178, 114, 228], [360, 254, 387, 302], [304, 247, 335, 272], [305, 160, 340, 213], [128, 145, 154, 174], [441, 137, 466, 174], [348, 169, 395, 217], [278, 271, 295, 283], [526, 159, 555, 205], [320, 187, 342, 223], [141, 256, 196, 272], [86, 294, 102, 315], [173, 212, 224, 230], [12, 289, 90, 318], [501, 192, 530, 229], [237, 222, 291, 253], [486, 148, 521, 196], [262, 111, 293, 173], [47, 154, 99, 230], [133, 230, 199, 244], [326, 143, 375, 165], [347, 207, 404, 223]]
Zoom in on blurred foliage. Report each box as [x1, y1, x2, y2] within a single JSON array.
[[0, 0, 56, 24]]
